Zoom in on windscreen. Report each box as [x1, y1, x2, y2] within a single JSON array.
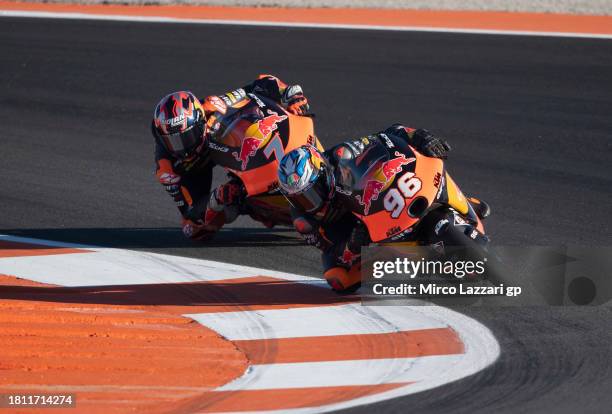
[[210, 104, 265, 147]]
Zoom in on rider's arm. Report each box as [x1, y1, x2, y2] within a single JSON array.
[[381, 124, 451, 159], [243, 74, 287, 101], [206, 75, 309, 115], [290, 208, 334, 252], [292, 202, 370, 269], [154, 139, 190, 218], [153, 133, 214, 222]]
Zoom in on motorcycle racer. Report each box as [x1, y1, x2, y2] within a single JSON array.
[[152, 75, 310, 240], [278, 124, 489, 293]]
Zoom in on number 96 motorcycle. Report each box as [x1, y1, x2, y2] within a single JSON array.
[[321, 133, 493, 292]]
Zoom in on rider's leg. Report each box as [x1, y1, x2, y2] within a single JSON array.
[[322, 250, 361, 294]]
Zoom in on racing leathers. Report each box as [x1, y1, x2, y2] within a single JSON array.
[[290, 124, 450, 292], [154, 75, 309, 240]]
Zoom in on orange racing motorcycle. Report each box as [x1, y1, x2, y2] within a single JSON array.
[[350, 139, 487, 246], [344, 134, 492, 289], [303, 133, 492, 291], [206, 93, 322, 227]]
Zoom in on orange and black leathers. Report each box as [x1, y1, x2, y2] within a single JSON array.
[[154, 135, 214, 221], [291, 125, 447, 291], [154, 75, 302, 236]]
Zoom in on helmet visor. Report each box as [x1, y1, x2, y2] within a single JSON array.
[[285, 173, 330, 213], [160, 122, 204, 159]]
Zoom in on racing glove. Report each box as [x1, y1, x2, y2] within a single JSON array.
[[282, 85, 310, 116], [181, 218, 215, 241], [411, 129, 451, 159], [292, 215, 333, 251], [181, 181, 242, 240], [158, 172, 183, 201]]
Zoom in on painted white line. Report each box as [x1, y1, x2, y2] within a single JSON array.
[[219, 354, 463, 390], [1, 10, 611, 40], [0, 234, 315, 286], [186, 303, 446, 340]]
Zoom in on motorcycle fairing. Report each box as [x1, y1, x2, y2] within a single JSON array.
[[208, 94, 317, 196], [435, 172, 484, 232], [360, 150, 443, 242], [338, 134, 444, 242], [443, 173, 469, 215], [343, 136, 485, 242]]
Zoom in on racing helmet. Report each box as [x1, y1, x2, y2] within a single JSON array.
[[153, 91, 207, 161], [278, 145, 335, 213]]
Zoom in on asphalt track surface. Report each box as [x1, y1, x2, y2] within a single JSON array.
[[1, 16, 612, 414]]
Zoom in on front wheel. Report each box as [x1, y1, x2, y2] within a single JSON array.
[[417, 207, 507, 285]]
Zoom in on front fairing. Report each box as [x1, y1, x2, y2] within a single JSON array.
[[355, 148, 444, 242], [208, 94, 315, 196], [329, 134, 444, 242]]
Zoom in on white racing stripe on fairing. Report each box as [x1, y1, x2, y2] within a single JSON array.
[[1, 10, 612, 40], [186, 304, 446, 340], [218, 354, 464, 390]]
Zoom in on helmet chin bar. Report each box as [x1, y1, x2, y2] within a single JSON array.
[[181, 142, 205, 163], [287, 172, 330, 213], [163, 120, 206, 161]]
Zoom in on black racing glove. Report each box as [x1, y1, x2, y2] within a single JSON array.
[[412, 129, 451, 159]]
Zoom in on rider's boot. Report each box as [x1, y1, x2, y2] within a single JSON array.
[[468, 197, 491, 220], [324, 266, 361, 294]]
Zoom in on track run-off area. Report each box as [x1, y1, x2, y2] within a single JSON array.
[[0, 235, 499, 412], [1, 3, 611, 414], [1, 2, 612, 38]]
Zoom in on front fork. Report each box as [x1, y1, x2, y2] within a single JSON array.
[[419, 207, 490, 255]]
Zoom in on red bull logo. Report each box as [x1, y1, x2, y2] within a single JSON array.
[[231, 113, 287, 170], [232, 136, 264, 170], [356, 151, 416, 215], [257, 113, 287, 137], [339, 248, 359, 266]]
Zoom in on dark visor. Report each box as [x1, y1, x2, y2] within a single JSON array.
[[285, 173, 329, 213], [160, 122, 204, 159]]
